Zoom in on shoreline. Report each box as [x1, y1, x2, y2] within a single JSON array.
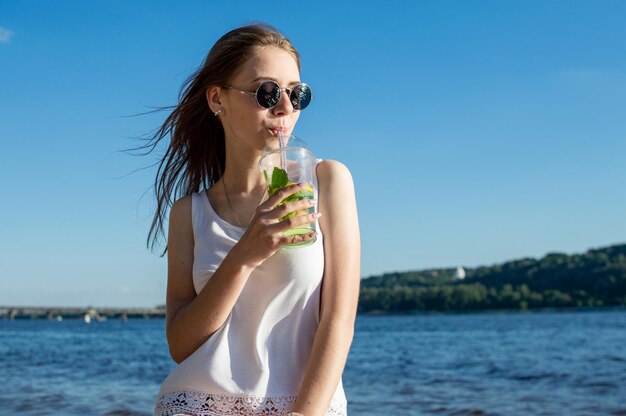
[[0, 305, 165, 320], [2, 305, 625, 320]]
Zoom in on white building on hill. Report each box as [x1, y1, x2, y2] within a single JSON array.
[[454, 266, 466, 280]]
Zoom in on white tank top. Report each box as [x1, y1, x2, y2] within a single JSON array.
[[155, 160, 347, 416]]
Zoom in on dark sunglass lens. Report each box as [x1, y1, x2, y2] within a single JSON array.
[[290, 83, 312, 110], [257, 81, 281, 108]]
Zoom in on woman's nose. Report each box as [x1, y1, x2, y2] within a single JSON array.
[[271, 88, 294, 116]]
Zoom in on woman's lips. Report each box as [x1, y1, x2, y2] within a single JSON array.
[[269, 128, 288, 135]]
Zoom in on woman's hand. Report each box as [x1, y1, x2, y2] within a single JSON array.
[[233, 183, 321, 268]]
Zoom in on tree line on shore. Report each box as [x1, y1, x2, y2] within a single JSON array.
[[358, 243, 626, 313]]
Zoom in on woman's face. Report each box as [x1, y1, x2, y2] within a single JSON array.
[[217, 46, 302, 152]]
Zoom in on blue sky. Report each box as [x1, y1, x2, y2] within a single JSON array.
[[1, 1, 625, 307]]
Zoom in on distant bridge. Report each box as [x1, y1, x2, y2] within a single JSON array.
[[0, 305, 165, 320]]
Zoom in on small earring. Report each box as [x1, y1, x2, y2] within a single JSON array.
[[214, 109, 223, 116]]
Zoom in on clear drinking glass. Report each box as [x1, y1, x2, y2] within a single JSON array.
[[258, 135, 318, 249]]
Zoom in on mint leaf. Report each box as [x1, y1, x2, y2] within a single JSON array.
[[270, 167, 289, 194]]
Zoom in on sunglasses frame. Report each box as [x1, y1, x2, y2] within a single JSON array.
[[223, 80, 312, 110]]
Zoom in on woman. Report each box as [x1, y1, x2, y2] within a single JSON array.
[[149, 24, 360, 416]]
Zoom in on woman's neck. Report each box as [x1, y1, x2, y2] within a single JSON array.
[[221, 144, 266, 194]]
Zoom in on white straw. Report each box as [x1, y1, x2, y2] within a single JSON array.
[[277, 130, 286, 170]]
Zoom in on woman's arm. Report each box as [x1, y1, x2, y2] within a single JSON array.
[[165, 195, 255, 363], [291, 160, 361, 416]]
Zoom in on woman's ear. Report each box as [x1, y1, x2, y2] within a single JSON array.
[[206, 86, 224, 115]]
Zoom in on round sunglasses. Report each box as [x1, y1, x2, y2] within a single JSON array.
[[223, 80, 313, 110]]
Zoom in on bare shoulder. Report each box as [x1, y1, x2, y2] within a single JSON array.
[[317, 159, 353, 179], [167, 194, 195, 288], [171, 194, 193, 217], [169, 194, 193, 227], [317, 159, 358, 232], [168, 194, 194, 254], [317, 159, 355, 192]]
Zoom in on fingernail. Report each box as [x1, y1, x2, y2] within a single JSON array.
[[313, 212, 322, 218], [309, 199, 318, 205]]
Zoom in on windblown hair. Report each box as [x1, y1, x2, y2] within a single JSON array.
[[140, 23, 300, 254]]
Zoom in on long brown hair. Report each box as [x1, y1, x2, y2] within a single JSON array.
[[141, 23, 300, 254]]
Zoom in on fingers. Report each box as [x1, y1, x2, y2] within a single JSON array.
[[249, 182, 319, 249], [266, 211, 322, 234], [256, 183, 316, 221], [277, 230, 317, 246], [272, 196, 317, 220]]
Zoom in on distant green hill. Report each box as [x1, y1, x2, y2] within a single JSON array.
[[359, 243, 626, 313]]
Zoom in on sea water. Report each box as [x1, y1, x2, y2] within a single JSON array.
[[1, 310, 625, 415]]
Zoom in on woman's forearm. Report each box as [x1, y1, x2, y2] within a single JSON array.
[[166, 246, 254, 363], [291, 318, 355, 416]]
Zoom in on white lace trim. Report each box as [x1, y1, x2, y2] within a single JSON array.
[[155, 390, 347, 416]]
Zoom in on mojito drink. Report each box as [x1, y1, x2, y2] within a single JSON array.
[[263, 166, 316, 248], [259, 135, 318, 249]]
